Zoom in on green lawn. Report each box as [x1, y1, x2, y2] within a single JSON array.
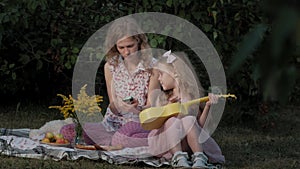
[[0, 104, 299, 169]]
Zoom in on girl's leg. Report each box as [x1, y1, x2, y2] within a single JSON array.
[[181, 116, 208, 168], [181, 116, 225, 165], [164, 117, 184, 153], [148, 117, 184, 156], [164, 117, 191, 168], [181, 116, 203, 152]]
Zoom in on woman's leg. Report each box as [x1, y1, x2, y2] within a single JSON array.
[[83, 122, 114, 145], [111, 121, 149, 147]]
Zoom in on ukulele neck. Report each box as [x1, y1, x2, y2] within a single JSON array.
[[182, 94, 236, 112], [182, 96, 209, 108]]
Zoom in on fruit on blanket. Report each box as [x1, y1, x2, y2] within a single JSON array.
[[45, 132, 54, 139], [41, 132, 69, 144], [41, 138, 50, 143], [54, 133, 64, 140], [64, 139, 69, 144], [56, 138, 66, 144]]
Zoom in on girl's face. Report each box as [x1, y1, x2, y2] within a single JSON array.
[[158, 70, 176, 91], [116, 37, 139, 59]]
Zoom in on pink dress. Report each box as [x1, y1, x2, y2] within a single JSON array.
[[61, 55, 154, 146], [147, 98, 225, 164]]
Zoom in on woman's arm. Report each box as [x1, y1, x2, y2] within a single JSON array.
[[104, 62, 120, 114], [104, 62, 113, 104], [144, 69, 161, 110]]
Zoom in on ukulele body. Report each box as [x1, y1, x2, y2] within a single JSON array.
[[139, 94, 236, 130]]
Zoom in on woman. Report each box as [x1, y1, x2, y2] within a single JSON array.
[[61, 17, 160, 146]]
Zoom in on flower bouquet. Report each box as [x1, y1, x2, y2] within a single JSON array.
[[49, 84, 103, 145]]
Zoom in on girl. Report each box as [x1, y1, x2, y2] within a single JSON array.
[[147, 51, 225, 168]]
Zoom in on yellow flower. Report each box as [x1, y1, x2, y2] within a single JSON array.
[[49, 84, 103, 121]]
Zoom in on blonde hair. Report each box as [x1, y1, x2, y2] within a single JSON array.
[[104, 17, 152, 67], [154, 52, 205, 113]]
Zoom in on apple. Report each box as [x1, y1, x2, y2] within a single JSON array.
[[56, 138, 65, 144], [45, 132, 54, 139], [54, 133, 64, 140]]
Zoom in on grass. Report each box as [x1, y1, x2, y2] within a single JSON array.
[[0, 103, 299, 169]]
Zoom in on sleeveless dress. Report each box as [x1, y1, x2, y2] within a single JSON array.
[[102, 55, 153, 132]]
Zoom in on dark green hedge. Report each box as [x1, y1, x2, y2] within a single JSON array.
[[1, 0, 299, 124]]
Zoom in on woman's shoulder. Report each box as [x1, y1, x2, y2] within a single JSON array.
[[107, 55, 120, 64], [105, 55, 122, 71]]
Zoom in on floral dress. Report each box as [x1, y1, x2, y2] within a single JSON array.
[[60, 55, 155, 146], [102, 55, 155, 132]]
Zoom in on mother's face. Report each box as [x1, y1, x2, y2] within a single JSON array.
[[116, 37, 139, 59]]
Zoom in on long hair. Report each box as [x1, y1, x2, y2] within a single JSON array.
[[153, 52, 205, 115], [104, 17, 152, 68]]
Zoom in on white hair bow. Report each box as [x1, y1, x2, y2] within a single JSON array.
[[162, 50, 177, 63]]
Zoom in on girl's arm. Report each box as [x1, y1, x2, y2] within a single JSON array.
[[198, 93, 218, 127], [198, 103, 210, 127]]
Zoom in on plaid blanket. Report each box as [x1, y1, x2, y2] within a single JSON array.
[[0, 128, 168, 167], [0, 128, 222, 168]]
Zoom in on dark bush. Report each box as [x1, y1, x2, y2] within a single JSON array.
[[0, 0, 299, 125]]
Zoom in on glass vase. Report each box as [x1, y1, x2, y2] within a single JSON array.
[[74, 120, 85, 146]]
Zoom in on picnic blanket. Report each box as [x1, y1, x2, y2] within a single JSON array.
[[0, 128, 223, 168], [0, 128, 168, 167]]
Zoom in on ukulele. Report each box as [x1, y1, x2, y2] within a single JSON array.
[[139, 94, 236, 130]]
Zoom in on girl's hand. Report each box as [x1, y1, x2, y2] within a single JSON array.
[[168, 95, 180, 103], [206, 93, 219, 107]]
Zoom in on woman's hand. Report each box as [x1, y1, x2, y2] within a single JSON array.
[[114, 97, 140, 114]]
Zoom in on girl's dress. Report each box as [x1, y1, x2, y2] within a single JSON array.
[[147, 97, 225, 164], [113, 97, 225, 164], [60, 55, 154, 146]]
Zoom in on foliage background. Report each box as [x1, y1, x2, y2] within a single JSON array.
[[0, 0, 299, 126]]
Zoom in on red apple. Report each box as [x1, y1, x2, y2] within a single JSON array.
[[56, 138, 65, 144]]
